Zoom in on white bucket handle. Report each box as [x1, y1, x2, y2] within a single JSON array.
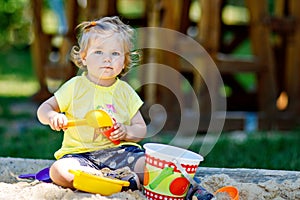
[[172, 159, 198, 187]]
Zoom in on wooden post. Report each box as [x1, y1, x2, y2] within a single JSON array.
[[142, 0, 161, 106], [30, 0, 52, 101], [158, 0, 185, 129], [198, 0, 222, 56], [141, 0, 186, 130], [285, 0, 300, 118], [85, 0, 117, 20], [59, 0, 79, 79], [245, 0, 278, 129], [196, 0, 223, 127]]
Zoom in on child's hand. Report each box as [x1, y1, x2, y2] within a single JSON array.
[[110, 122, 127, 141], [49, 113, 68, 131]]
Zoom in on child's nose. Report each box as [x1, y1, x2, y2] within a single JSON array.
[[103, 53, 112, 62]]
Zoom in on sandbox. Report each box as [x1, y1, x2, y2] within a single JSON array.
[[1, 157, 299, 199]]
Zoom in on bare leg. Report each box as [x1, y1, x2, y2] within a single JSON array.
[[133, 156, 145, 184], [50, 158, 100, 188]]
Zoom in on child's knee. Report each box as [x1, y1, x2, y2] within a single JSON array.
[[134, 156, 145, 172], [133, 156, 146, 183], [49, 158, 79, 188]]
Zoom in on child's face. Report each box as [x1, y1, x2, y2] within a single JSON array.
[[83, 33, 125, 84]]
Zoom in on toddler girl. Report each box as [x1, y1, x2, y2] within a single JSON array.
[[37, 16, 146, 190]]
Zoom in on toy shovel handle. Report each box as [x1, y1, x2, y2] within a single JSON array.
[[172, 159, 198, 187], [149, 166, 174, 190], [19, 173, 36, 179], [65, 119, 87, 127]]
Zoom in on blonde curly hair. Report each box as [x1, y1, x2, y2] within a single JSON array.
[[70, 16, 138, 77]]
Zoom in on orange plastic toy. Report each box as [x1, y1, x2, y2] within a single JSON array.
[[215, 186, 239, 200]]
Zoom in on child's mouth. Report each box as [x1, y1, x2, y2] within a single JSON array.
[[100, 66, 113, 70]]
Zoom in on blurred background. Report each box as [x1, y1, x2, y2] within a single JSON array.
[[0, 0, 299, 171]]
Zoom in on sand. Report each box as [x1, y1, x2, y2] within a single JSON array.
[[1, 157, 300, 200], [201, 174, 300, 200], [0, 181, 145, 200]]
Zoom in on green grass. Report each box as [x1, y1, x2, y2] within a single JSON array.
[[0, 97, 32, 119], [1, 121, 299, 171], [140, 132, 300, 171], [198, 133, 300, 170], [0, 96, 62, 159], [0, 47, 39, 97], [0, 125, 62, 159], [0, 47, 34, 80]]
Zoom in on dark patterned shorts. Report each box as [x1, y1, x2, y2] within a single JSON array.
[[60, 145, 145, 171]]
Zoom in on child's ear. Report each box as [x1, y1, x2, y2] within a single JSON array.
[[82, 58, 86, 66], [80, 52, 86, 65]]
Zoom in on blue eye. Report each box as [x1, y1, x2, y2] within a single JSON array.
[[95, 50, 103, 55], [112, 52, 120, 56]]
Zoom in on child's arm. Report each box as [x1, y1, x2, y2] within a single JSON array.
[[37, 96, 68, 131], [110, 111, 146, 143]]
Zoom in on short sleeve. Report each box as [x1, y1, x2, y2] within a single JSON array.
[[128, 88, 143, 119], [54, 77, 76, 112], [121, 81, 144, 119]]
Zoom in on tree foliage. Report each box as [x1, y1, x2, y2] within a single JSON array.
[[0, 0, 32, 50]]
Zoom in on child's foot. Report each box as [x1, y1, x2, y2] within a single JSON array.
[[185, 177, 214, 200], [121, 171, 141, 191], [100, 167, 141, 191]]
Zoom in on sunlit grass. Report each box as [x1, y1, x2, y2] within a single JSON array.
[[0, 76, 39, 97], [0, 47, 38, 97]]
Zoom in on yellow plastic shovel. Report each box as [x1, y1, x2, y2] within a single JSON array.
[[66, 110, 113, 128]]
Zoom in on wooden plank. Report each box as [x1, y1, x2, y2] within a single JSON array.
[[216, 53, 263, 73], [196, 167, 300, 184], [176, 37, 262, 73]]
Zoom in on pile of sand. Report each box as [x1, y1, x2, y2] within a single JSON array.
[[201, 174, 300, 199], [0, 181, 145, 200], [1, 157, 300, 199]]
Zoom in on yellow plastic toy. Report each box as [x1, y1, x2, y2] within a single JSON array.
[[66, 110, 113, 128], [69, 169, 130, 196]]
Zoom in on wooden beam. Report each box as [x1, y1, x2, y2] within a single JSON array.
[[198, 0, 223, 54], [216, 53, 263, 73], [285, 0, 300, 116], [245, 0, 278, 129], [30, 0, 52, 101]]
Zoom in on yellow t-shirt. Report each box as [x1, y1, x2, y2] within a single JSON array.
[[53, 74, 143, 159]]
